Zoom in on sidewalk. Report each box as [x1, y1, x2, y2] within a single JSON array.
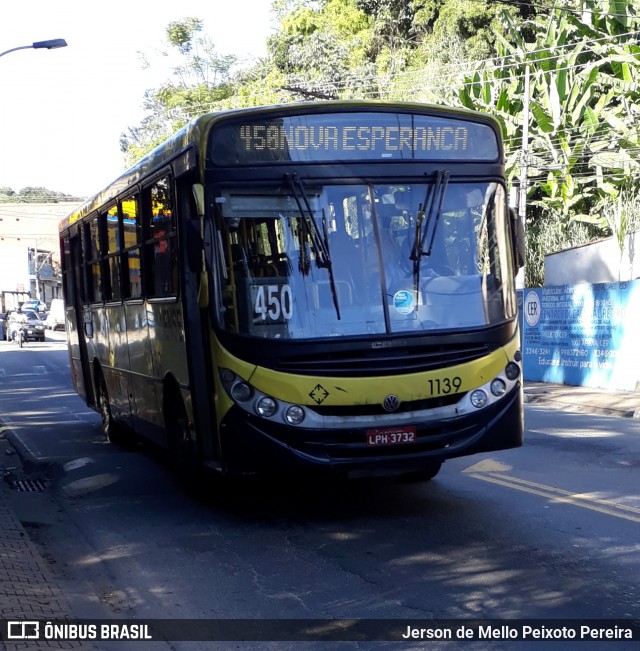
[[0, 380, 639, 650], [0, 431, 88, 650], [524, 381, 640, 419]]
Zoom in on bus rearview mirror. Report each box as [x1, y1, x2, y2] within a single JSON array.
[[192, 183, 205, 217]]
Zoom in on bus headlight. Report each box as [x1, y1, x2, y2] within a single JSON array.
[[490, 379, 507, 397], [256, 397, 277, 417], [505, 362, 520, 380], [470, 389, 488, 408], [285, 405, 305, 425], [231, 382, 252, 402]]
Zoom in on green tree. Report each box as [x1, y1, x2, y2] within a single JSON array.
[[120, 18, 237, 164], [264, 0, 525, 103], [121, 1, 639, 289], [268, 0, 376, 99], [457, 0, 640, 285]]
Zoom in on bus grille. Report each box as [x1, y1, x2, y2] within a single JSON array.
[[273, 342, 492, 377], [309, 394, 463, 416]]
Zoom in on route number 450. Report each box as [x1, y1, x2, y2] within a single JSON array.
[[254, 284, 294, 321]]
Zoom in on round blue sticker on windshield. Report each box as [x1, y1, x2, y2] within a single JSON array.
[[393, 290, 415, 314]]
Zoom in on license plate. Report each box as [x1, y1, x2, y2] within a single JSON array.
[[366, 426, 417, 447]]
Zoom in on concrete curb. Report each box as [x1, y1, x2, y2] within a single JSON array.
[[5, 429, 58, 475], [523, 389, 640, 419]]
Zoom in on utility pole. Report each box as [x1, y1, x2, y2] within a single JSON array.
[[517, 63, 531, 289], [519, 63, 530, 225], [31, 241, 52, 302], [34, 241, 40, 300]]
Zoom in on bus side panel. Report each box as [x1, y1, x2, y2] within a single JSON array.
[[147, 301, 190, 442], [125, 301, 165, 444], [94, 304, 130, 429], [89, 306, 110, 405], [64, 231, 97, 410], [65, 304, 87, 401], [84, 307, 98, 399]]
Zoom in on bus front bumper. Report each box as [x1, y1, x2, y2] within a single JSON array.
[[218, 385, 523, 478]]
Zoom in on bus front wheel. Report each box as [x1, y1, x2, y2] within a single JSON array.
[[164, 389, 203, 494], [98, 375, 127, 445]]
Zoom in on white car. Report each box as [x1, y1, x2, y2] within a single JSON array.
[[45, 299, 66, 330]]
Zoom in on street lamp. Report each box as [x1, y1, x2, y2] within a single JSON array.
[[0, 38, 67, 59]]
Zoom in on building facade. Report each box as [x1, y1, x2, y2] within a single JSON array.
[[0, 202, 80, 311]]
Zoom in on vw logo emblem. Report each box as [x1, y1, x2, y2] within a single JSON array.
[[382, 394, 400, 412]]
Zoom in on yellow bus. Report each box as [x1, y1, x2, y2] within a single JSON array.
[[60, 101, 525, 486]]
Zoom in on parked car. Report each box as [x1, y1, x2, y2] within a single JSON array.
[[8, 310, 45, 343], [45, 299, 66, 330], [20, 299, 47, 313]]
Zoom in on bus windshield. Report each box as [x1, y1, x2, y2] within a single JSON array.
[[212, 181, 516, 339]]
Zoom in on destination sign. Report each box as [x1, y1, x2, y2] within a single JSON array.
[[209, 112, 499, 165]]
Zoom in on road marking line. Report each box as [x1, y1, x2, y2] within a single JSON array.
[[491, 474, 640, 515], [470, 472, 640, 524]]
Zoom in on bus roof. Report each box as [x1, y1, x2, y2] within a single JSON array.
[[60, 101, 502, 232]]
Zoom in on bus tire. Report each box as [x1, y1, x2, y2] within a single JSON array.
[[164, 388, 203, 495], [97, 374, 127, 445], [398, 460, 443, 483]]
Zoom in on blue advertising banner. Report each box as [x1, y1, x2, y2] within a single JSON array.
[[520, 280, 640, 391]]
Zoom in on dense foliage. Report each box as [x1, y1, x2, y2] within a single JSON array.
[[119, 0, 640, 286]]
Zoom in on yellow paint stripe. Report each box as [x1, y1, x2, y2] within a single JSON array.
[[470, 472, 640, 524], [217, 334, 519, 406], [494, 474, 640, 515]]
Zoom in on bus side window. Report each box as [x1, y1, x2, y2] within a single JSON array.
[[121, 195, 142, 300], [62, 236, 75, 306], [103, 205, 122, 302], [142, 176, 178, 298], [84, 216, 103, 303]]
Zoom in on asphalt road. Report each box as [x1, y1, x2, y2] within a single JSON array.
[[0, 335, 638, 650]]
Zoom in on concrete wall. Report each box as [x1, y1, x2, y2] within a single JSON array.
[[0, 202, 79, 306], [520, 280, 640, 392], [0, 247, 29, 294], [545, 230, 640, 286], [0, 202, 77, 259]]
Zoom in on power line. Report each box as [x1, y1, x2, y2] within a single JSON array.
[[274, 30, 640, 95], [490, 0, 639, 19], [165, 60, 638, 128], [139, 27, 639, 126]]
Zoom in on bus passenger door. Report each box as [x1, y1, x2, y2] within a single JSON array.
[[124, 301, 162, 442], [68, 231, 96, 408]]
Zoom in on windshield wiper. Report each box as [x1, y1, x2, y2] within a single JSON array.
[[321, 208, 341, 320], [410, 170, 450, 302], [285, 173, 341, 320], [285, 174, 330, 266]]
